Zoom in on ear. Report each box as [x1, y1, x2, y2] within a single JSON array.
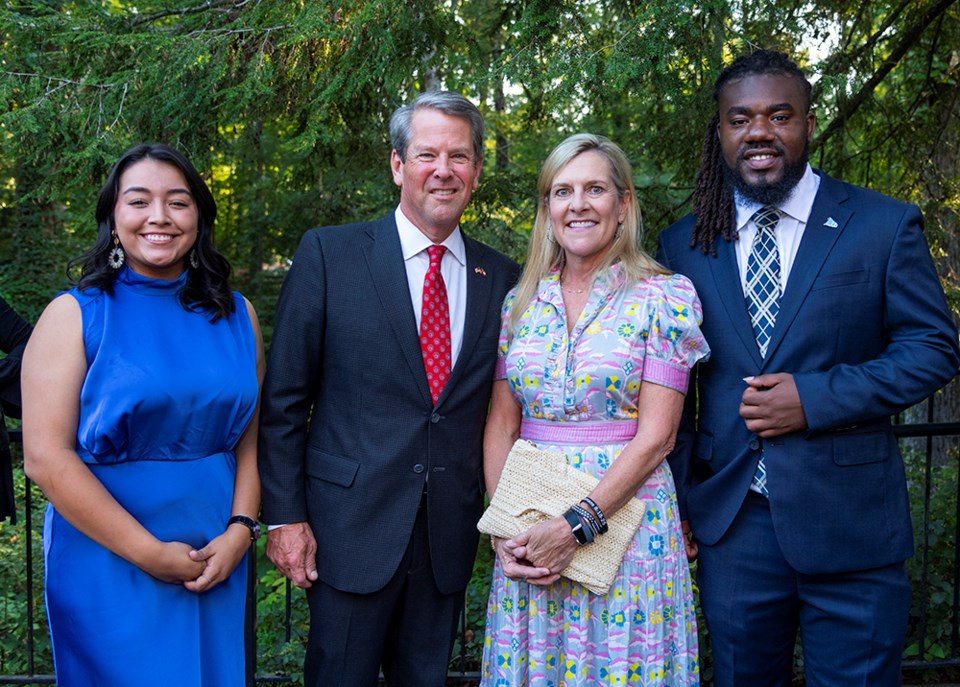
[[805, 112, 816, 143], [618, 190, 631, 224], [472, 156, 484, 190], [390, 150, 404, 187]]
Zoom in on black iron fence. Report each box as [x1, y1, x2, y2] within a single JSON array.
[[2, 394, 958, 686]]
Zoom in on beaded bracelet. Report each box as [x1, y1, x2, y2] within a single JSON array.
[[580, 496, 609, 534]]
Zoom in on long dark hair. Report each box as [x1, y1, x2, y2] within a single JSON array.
[[690, 49, 812, 255], [71, 143, 235, 320]]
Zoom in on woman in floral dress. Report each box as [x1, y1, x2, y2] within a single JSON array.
[[481, 134, 709, 686]]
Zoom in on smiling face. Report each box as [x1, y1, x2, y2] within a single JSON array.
[[717, 72, 815, 206], [390, 108, 483, 243], [548, 150, 629, 272], [113, 158, 199, 280]]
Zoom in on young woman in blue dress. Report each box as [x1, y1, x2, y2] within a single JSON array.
[[22, 144, 263, 686]]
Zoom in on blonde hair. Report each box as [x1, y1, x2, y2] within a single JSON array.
[[507, 133, 668, 333]]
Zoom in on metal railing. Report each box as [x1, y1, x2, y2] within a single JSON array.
[[3, 396, 958, 686], [899, 395, 960, 675]]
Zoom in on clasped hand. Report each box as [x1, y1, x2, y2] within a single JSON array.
[[739, 373, 807, 437], [140, 528, 251, 593], [184, 525, 252, 593], [494, 517, 577, 586]]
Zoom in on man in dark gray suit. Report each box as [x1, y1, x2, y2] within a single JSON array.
[[258, 91, 519, 686]]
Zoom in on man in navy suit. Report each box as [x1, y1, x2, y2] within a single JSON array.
[[658, 50, 959, 686], [258, 91, 519, 686]]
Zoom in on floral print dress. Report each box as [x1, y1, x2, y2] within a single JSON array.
[[481, 263, 709, 687]]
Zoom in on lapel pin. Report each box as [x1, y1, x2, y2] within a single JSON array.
[[474, 267, 487, 276], [824, 217, 838, 228]]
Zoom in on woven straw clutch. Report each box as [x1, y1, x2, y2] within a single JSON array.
[[477, 439, 646, 595]]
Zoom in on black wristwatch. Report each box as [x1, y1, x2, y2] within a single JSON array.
[[563, 509, 589, 545], [227, 514, 261, 542]]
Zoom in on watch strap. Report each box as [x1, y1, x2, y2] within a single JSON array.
[[227, 514, 261, 541]]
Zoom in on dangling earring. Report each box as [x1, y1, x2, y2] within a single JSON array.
[[190, 250, 199, 269], [546, 220, 556, 243], [615, 223, 623, 238], [108, 232, 125, 270]]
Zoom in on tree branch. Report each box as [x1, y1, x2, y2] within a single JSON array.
[[131, 0, 257, 26], [811, 0, 911, 105], [813, 0, 958, 151]]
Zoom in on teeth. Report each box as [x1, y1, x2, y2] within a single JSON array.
[[433, 189, 455, 195], [569, 221, 595, 228], [143, 234, 173, 242], [748, 154, 774, 160]]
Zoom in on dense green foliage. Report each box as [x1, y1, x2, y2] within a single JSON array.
[[1, 0, 958, 683], [2, 1, 957, 326]]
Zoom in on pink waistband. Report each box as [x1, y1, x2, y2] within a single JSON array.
[[519, 418, 638, 445]]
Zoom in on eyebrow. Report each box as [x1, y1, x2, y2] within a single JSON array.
[[121, 186, 193, 195], [726, 102, 796, 116], [552, 179, 609, 188]]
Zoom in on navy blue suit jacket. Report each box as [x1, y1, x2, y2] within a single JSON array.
[[658, 171, 959, 575], [259, 215, 519, 595]]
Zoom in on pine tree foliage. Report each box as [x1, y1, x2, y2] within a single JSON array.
[[0, 0, 957, 324]]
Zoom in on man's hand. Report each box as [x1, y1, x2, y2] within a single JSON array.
[[681, 520, 698, 561], [266, 522, 319, 589], [739, 373, 807, 438]]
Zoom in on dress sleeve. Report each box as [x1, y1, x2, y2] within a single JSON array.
[[493, 289, 517, 380], [641, 274, 710, 395]]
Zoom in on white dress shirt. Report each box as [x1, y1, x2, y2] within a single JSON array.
[[734, 164, 821, 295], [394, 206, 467, 366]]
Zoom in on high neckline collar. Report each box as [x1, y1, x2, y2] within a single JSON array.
[[116, 266, 188, 295]]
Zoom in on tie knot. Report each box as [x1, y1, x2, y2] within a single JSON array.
[[752, 206, 781, 232], [427, 244, 446, 265]]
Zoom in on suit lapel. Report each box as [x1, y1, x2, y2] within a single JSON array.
[[362, 216, 433, 405], [763, 172, 850, 363], [709, 236, 764, 367], [438, 234, 494, 405]]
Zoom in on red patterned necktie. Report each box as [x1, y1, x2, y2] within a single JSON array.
[[420, 244, 451, 404]]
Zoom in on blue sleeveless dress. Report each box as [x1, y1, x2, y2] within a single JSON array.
[[43, 267, 258, 687]]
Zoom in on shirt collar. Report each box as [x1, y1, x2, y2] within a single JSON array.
[[734, 163, 820, 232], [395, 206, 466, 266]]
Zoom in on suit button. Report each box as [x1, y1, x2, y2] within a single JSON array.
[[413, 464, 425, 474], [430, 413, 441, 424], [749, 439, 760, 451]]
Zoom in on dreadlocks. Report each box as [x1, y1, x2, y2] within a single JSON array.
[[689, 49, 813, 255], [690, 112, 734, 255]]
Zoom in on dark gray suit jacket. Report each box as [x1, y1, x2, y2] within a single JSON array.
[[259, 215, 519, 595]]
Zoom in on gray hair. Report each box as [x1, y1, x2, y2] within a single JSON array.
[[389, 91, 485, 163]]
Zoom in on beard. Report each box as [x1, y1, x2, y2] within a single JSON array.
[[723, 141, 809, 206]]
